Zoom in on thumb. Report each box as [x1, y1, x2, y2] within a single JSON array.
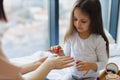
[[83, 71, 89, 76], [53, 54, 59, 57]]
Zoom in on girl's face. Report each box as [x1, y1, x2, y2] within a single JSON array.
[[73, 7, 90, 34]]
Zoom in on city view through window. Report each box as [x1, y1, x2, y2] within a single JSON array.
[[1, 0, 49, 58]]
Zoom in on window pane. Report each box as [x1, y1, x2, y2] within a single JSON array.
[[0, 0, 49, 58], [117, 7, 120, 44], [100, 0, 111, 30], [59, 0, 75, 45]]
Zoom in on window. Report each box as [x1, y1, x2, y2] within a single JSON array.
[[117, 7, 120, 44], [59, 0, 75, 45], [100, 0, 111, 30], [0, 0, 49, 58]]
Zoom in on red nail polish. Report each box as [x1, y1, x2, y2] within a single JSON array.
[[76, 61, 79, 64], [55, 49, 59, 54]]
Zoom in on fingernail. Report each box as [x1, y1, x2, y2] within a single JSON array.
[[76, 61, 79, 64]]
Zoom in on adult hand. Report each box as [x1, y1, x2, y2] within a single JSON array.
[[45, 54, 74, 69]]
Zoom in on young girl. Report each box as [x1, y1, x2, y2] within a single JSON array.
[[50, 0, 109, 79]]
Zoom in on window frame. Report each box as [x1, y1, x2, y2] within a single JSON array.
[[109, 0, 120, 42], [49, 0, 59, 46]]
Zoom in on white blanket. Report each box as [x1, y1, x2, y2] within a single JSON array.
[[10, 44, 120, 80]]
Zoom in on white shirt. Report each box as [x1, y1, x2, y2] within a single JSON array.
[[63, 32, 108, 78]]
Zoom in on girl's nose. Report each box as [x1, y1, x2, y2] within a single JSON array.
[[77, 21, 81, 26]]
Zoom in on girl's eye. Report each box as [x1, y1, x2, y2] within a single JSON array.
[[81, 20, 87, 23]]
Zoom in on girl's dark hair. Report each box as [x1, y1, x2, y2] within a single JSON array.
[[0, 0, 7, 22]]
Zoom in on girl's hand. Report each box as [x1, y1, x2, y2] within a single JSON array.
[[49, 45, 64, 56], [76, 61, 97, 76], [45, 54, 74, 69]]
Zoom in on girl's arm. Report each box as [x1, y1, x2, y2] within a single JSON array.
[[95, 36, 108, 71], [76, 36, 108, 76]]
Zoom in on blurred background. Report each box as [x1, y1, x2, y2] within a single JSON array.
[[0, 0, 120, 58]]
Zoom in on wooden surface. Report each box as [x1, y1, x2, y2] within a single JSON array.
[[99, 70, 120, 80]]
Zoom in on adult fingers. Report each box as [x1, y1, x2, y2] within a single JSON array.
[[64, 64, 74, 68], [83, 71, 89, 76]]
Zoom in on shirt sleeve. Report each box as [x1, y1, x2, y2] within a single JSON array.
[[0, 43, 21, 80], [63, 39, 71, 56], [95, 35, 108, 71]]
